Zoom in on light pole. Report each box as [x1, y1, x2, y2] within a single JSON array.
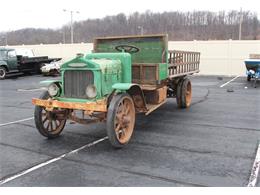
[[239, 8, 243, 40], [63, 9, 80, 44], [138, 26, 144, 35]]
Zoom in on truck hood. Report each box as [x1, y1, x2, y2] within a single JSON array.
[[61, 56, 121, 73]]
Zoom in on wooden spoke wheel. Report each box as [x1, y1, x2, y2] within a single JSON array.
[[106, 93, 135, 148], [176, 78, 192, 108], [34, 91, 66, 138]]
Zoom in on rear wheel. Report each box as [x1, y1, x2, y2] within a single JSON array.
[[0, 66, 7, 80], [176, 78, 192, 108], [106, 93, 135, 148], [34, 91, 67, 138]]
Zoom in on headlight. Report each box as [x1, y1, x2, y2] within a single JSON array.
[[48, 83, 60, 97], [86, 84, 97, 98]]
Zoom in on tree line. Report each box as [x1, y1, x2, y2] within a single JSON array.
[[1, 10, 259, 45]]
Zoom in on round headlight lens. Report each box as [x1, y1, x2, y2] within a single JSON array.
[[86, 84, 97, 98], [48, 83, 59, 97]]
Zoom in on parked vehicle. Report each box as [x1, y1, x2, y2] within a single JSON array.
[[32, 34, 200, 148], [0, 48, 61, 79], [41, 61, 61, 76], [244, 54, 260, 88]]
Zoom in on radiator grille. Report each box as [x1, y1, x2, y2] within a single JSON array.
[[64, 70, 94, 98]]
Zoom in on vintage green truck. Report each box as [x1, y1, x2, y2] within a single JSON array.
[[32, 34, 200, 148], [0, 48, 61, 79]]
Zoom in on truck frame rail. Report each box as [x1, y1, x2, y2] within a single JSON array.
[[168, 50, 200, 78]]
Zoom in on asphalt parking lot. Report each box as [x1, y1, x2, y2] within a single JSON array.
[[0, 74, 259, 187]]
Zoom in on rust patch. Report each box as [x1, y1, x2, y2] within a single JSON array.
[[32, 98, 107, 112]]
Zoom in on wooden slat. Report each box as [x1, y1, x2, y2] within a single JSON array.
[[168, 50, 200, 77]]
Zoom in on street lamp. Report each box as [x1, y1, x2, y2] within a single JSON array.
[[63, 9, 80, 44], [138, 26, 144, 35], [238, 8, 243, 40]]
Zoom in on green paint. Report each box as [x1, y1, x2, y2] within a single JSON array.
[[94, 36, 168, 63], [112, 83, 135, 90], [85, 53, 131, 83], [159, 63, 168, 80]]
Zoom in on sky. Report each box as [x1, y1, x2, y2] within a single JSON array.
[[1, 0, 260, 32]]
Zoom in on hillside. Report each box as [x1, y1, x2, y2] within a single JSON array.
[[1, 10, 259, 45]]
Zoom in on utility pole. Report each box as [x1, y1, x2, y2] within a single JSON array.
[[63, 9, 80, 44], [239, 8, 243, 40]]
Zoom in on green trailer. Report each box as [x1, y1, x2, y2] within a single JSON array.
[[32, 34, 200, 148]]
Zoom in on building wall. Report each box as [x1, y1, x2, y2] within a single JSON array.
[[8, 40, 260, 76], [169, 40, 260, 76]]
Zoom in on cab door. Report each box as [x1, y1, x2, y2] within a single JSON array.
[[7, 50, 18, 70]]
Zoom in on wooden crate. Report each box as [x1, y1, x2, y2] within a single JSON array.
[[144, 86, 167, 104]]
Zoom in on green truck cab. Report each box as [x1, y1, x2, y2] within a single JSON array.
[[0, 48, 61, 79], [32, 34, 200, 148]]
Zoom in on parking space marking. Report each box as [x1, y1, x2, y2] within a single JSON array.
[[0, 117, 34, 127], [0, 136, 108, 185], [220, 75, 240, 88], [17, 87, 46, 92], [247, 143, 260, 187]]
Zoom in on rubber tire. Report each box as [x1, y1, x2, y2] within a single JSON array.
[[247, 75, 251, 82], [181, 78, 192, 108], [34, 91, 66, 138], [176, 79, 183, 108], [106, 93, 135, 148], [176, 78, 192, 108], [0, 66, 7, 80]]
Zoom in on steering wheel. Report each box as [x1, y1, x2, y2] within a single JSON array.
[[115, 45, 140, 53]]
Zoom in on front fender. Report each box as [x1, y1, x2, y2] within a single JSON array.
[[112, 83, 136, 91], [112, 83, 147, 112], [0, 60, 7, 66]]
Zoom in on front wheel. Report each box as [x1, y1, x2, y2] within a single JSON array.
[[0, 66, 7, 80], [106, 93, 136, 148], [34, 91, 67, 138]]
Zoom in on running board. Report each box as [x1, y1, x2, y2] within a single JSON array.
[[145, 100, 167, 115]]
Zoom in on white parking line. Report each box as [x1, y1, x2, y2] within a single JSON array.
[[0, 117, 34, 127], [220, 75, 240, 88], [247, 143, 260, 187], [17, 87, 46, 92], [0, 136, 108, 185]]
